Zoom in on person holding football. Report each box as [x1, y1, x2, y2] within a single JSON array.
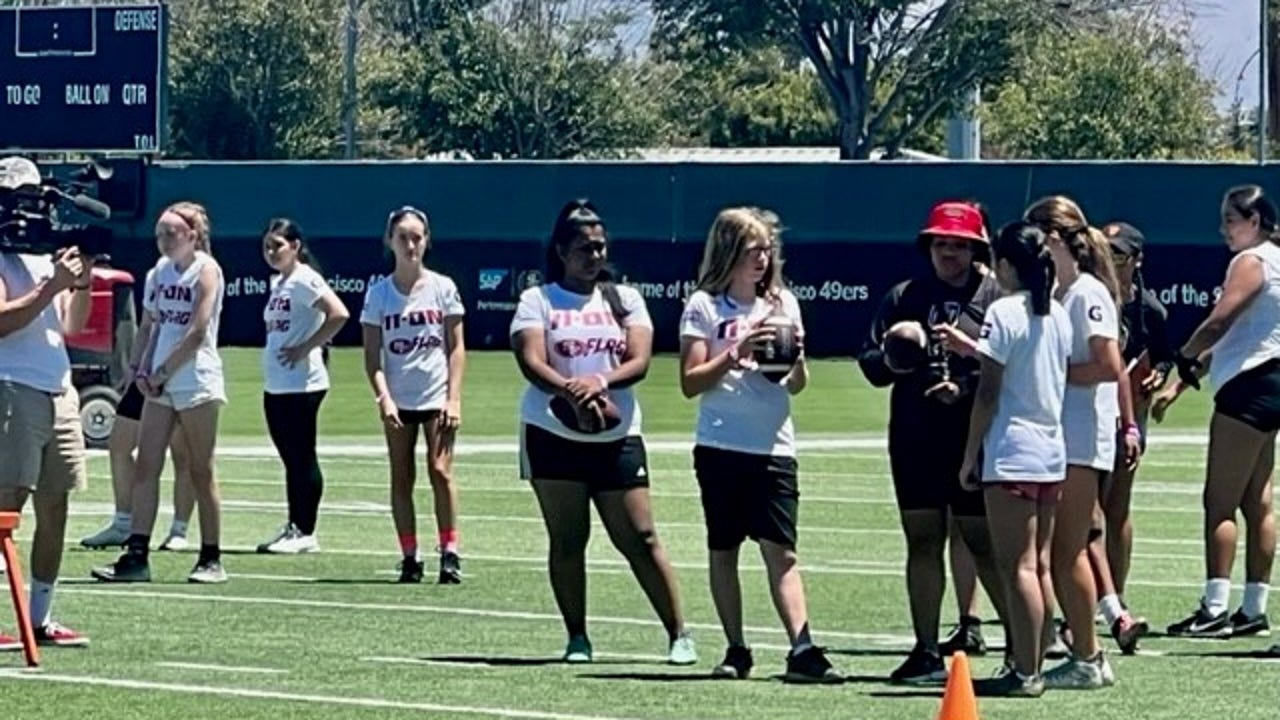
[[510, 199, 695, 666], [680, 206, 841, 684], [1154, 185, 1277, 640], [858, 200, 1005, 683]]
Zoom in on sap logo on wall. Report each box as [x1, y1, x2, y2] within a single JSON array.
[[479, 268, 509, 292]]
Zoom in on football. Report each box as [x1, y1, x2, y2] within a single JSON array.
[[882, 320, 928, 373], [550, 394, 622, 434], [755, 315, 802, 382]]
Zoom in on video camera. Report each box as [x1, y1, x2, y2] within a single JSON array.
[[0, 156, 114, 260]]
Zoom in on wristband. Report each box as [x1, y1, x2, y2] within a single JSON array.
[[1123, 423, 1142, 440]]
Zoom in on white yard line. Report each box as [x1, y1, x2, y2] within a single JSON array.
[[155, 661, 287, 675], [50, 586, 915, 644], [83, 433, 1216, 461], [0, 670, 654, 720]]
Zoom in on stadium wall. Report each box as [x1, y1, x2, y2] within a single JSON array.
[[95, 160, 1276, 357]]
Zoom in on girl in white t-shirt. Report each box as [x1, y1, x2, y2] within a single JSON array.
[[510, 199, 693, 666], [92, 201, 228, 586], [678, 207, 839, 684], [1154, 185, 1279, 645], [360, 207, 465, 585], [1026, 195, 1135, 689], [950, 221, 1071, 697], [257, 218, 350, 554]]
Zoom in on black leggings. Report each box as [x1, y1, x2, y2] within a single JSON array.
[[263, 391, 326, 535]]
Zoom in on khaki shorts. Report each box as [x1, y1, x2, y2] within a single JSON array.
[[0, 381, 87, 493]]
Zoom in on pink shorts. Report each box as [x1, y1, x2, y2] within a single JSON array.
[[990, 481, 1062, 505]]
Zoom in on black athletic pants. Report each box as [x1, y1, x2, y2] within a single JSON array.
[[263, 390, 326, 535]]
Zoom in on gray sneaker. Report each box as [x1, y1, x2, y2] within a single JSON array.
[[1042, 655, 1105, 690]]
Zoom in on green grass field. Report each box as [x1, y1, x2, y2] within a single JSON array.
[[3, 349, 1277, 720]]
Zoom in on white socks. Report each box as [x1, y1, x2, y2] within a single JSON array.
[[169, 520, 188, 538], [1099, 594, 1125, 625], [112, 511, 131, 529], [1243, 582, 1271, 619], [1203, 578, 1232, 615]]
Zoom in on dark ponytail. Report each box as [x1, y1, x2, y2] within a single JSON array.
[[546, 198, 629, 322], [994, 221, 1055, 316], [264, 217, 321, 274]]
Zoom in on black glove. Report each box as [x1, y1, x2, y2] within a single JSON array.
[[1174, 353, 1202, 390]]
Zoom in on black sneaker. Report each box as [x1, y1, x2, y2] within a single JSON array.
[[90, 550, 151, 583], [438, 551, 462, 585], [1167, 604, 1231, 638], [939, 616, 987, 656], [1111, 614, 1149, 655], [1228, 609, 1271, 637], [397, 557, 424, 584], [783, 646, 842, 684], [710, 645, 753, 680], [890, 646, 947, 684], [974, 671, 1045, 698]]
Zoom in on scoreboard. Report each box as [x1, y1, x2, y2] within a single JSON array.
[[0, 3, 166, 154]]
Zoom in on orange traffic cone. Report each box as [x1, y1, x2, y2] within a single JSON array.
[[936, 651, 979, 720]]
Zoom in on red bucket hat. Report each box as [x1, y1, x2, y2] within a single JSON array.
[[916, 201, 989, 251]]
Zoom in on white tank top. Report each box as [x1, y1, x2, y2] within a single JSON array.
[[1210, 242, 1280, 391], [0, 254, 70, 394], [144, 251, 225, 394]]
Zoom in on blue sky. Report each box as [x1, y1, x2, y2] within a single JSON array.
[[1188, 0, 1264, 109]]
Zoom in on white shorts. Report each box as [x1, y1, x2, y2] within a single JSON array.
[[148, 386, 226, 412]]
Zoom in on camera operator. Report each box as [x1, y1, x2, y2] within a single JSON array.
[[0, 242, 93, 649]]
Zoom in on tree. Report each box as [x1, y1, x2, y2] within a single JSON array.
[[165, 0, 345, 159], [665, 46, 837, 147], [651, 0, 1162, 159], [363, 0, 677, 158], [981, 21, 1221, 159]]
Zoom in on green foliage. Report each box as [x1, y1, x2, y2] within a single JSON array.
[[665, 46, 837, 147], [364, 1, 676, 159], [165, 0, 344, 159], [982, 21, 1221, 159]]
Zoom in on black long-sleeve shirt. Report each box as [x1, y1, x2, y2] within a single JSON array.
[[1122, 288, 1174, 371], [858, 270, 1003, 436]]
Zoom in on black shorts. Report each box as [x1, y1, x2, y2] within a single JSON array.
[[888, 430, 986, 517], [398, 408, 440, 426], [693, 445, 799, 551], [1215, 359, 1280, 432], [117, 382, 145, 421], [519, 423, 649, 492]]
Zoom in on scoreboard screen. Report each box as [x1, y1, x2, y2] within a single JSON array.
[[0, 3, 166, 154]]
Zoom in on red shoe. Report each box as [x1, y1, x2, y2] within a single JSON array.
[[0, 630, 21, 652], [34, 621, 89, 647]]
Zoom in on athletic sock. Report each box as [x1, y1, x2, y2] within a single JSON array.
[[126, 534, 150, 558], [28, 580, 54, 628], [1099, 594, 1125, 626], [1204, 578, 1232, 616], [398, 533, 418, 559], [112, 511, 131, 529], [439, 528, 459, 554], [169, 519, 188, 538], [199, 544, 221, 564], [1243, 582, 1271, 618]]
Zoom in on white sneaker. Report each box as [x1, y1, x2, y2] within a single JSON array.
[[1042, 655, 1106, 690], [81, 523, 131, 549], [158, 534, 189, 552], [257, 524, 319, 554], [188, 559, 227, 584], [0, 554, 6, 574], [668, 632, 698, 665]]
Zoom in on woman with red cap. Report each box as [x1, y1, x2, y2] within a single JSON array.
[[857, 200, 1006, 683]]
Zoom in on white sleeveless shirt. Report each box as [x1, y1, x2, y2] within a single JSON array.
[[1210, 242, 1280, 392], [0, 253, 70, 394], [144, 251, 225, 395]]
